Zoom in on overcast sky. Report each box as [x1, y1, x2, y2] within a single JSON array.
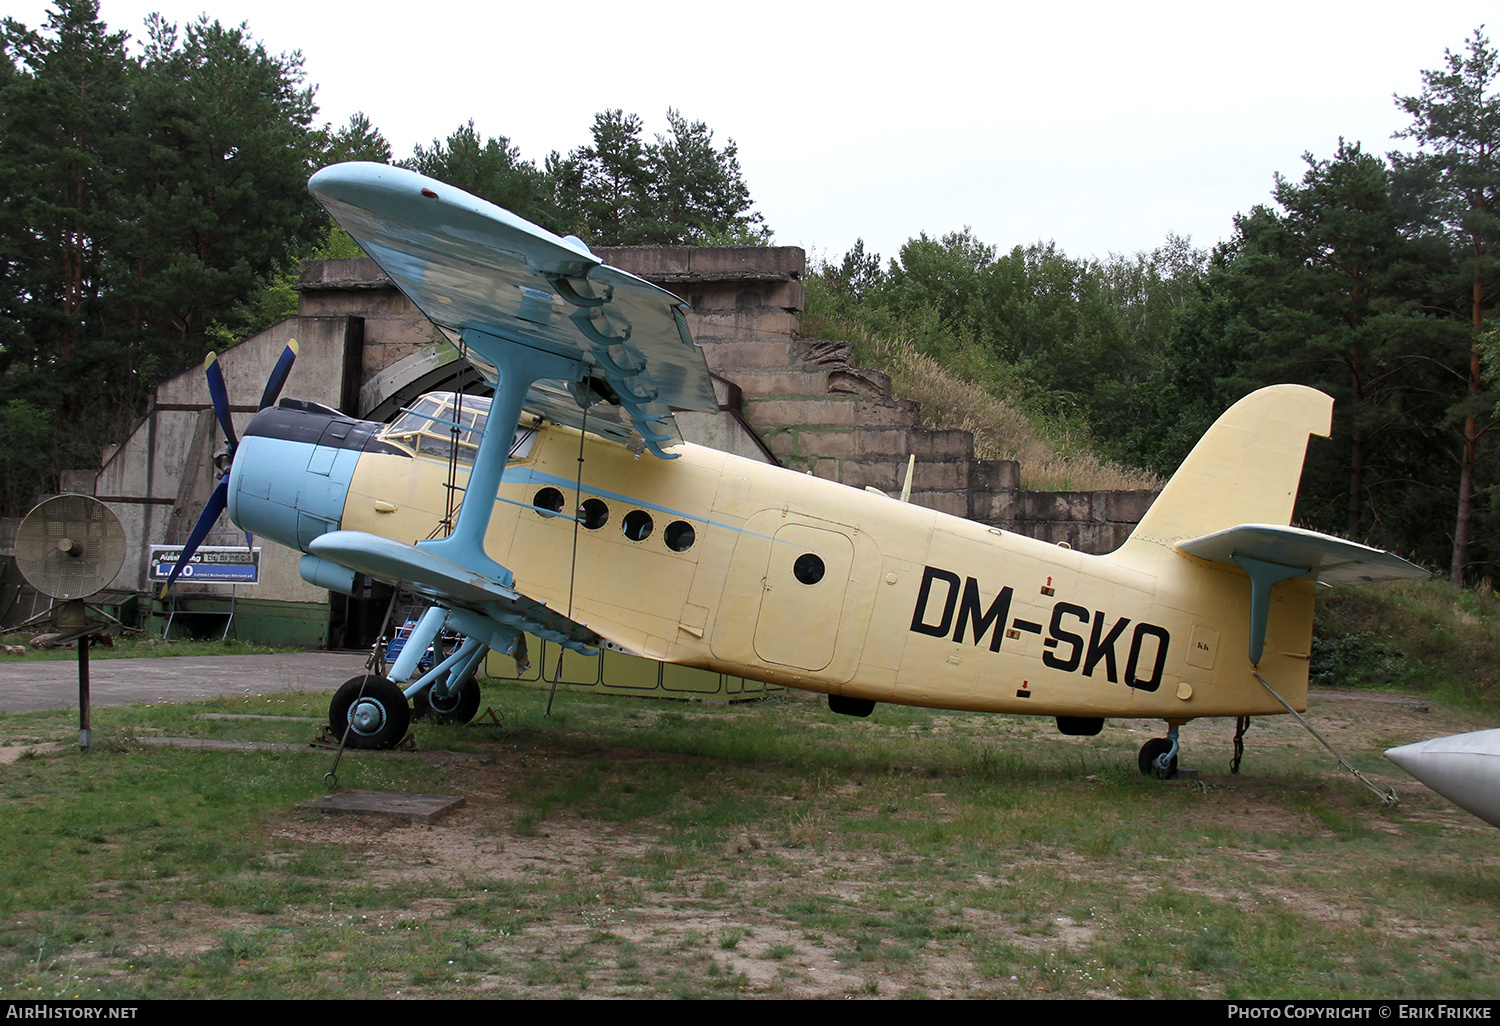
[[9, 0, 1498, 266]]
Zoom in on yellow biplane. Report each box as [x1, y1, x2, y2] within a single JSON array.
[[167, 163, 1426, 775]]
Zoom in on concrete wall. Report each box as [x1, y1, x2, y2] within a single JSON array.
[[296, 258, 449, 418], [595, 246, 805, 341]]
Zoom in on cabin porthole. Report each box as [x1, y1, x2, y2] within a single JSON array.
[[622, 509, 653, 542], [533, 487, 565, 517], [664, 520, 696, 552], [793, 553, 825, 585], [579, 498, 609, 530]]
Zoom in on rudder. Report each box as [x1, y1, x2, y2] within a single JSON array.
[[1120, 385, 1333, 552]]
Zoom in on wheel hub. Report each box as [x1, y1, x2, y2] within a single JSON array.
[[350, 699, 386, 734]]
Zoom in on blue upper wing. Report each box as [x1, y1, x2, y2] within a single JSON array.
[[308, 162, 718, 455]]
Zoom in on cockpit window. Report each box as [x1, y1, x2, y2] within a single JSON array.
[[377, 392, 535, 464]]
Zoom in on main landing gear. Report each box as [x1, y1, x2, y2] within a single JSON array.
[[328, 606, 496, 750], [330, 674, 411, 750], [413, 676, 482, 724], [328, 669, 486, 750]]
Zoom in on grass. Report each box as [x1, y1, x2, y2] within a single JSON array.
[[845, 324, 1159, 492], [0, 663, 1495, 1000]]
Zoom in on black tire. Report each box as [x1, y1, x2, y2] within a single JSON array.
[[412, 677, 482, 724], [330, 674, 411, 750], [1138, 737, 1179, 779]]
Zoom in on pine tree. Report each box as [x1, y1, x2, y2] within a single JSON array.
[[321, 111, 392, 166], [548, 109, 768, 246], [0, 0, 132, 434], [566, 109, 655, 245], [0, 3, 324, 509], [1392, 28, 1500, 583], [118, 14, 320, 367], [1223, 142, 1440, 542], [648, 109, 765, 244]]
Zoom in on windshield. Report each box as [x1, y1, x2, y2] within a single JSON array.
[[380, 391, 538, 465]]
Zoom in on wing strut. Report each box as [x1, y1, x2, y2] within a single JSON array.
[[418, 340, 585, 586]]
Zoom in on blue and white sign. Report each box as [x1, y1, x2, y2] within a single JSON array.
[[149, 545, 261, 584]]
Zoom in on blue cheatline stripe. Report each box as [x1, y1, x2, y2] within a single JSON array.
[[496, 466, 785, 543]]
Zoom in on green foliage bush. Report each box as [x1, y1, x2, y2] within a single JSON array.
[[1313, 579, 1500, 711]]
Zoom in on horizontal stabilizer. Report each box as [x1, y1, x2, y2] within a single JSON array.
[[309, 530, 603, 654], [1177, 524, 1428, 585], [1179, 524, 1427, 665]]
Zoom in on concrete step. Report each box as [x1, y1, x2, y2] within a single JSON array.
[[716, 367, 832, 399]]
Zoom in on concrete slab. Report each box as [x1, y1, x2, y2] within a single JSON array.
[[0, 651, 369, 713], [133, 736, 312, 753], [298, 789, 465, 823]]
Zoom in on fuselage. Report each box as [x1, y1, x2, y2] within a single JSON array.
[[229, 396, 1314, 723]]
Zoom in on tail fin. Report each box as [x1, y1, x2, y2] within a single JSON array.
[[1121, 385, 1333, 552]]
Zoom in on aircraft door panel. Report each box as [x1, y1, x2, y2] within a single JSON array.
[[753, 524, 855, 671], [1186, 624, 1219, 670], [711, 509, 880, 684]]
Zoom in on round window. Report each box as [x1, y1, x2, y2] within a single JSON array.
[[793, 553, 825, 585], [579, 498, 609, 530], [664, 520, 696, 552], [533, 487, 564, 517], [622, 509, 653, 541]]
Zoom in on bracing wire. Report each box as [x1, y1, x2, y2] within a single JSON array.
[[441, 341, 469, 531], [547, 404, 589, 716], [1253, 669, 1398, 806]]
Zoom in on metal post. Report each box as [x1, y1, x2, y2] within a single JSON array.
[[78, 636, 91, 752]]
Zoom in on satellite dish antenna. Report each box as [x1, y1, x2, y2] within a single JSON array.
[[13, 494, 126, 751]]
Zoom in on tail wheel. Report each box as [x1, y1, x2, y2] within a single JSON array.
[[330, 674, 410, 750], [412, 678, 482, 724], [1138, 737, 1179, 779]]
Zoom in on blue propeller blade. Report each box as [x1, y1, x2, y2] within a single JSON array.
[[165, 341, 294, 597], [258, 339, 299, 410], [162, 477, 229, 595], [204, 352, 238, 452]]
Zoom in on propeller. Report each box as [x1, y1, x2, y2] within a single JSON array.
[[161, 340, 298, 596]]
